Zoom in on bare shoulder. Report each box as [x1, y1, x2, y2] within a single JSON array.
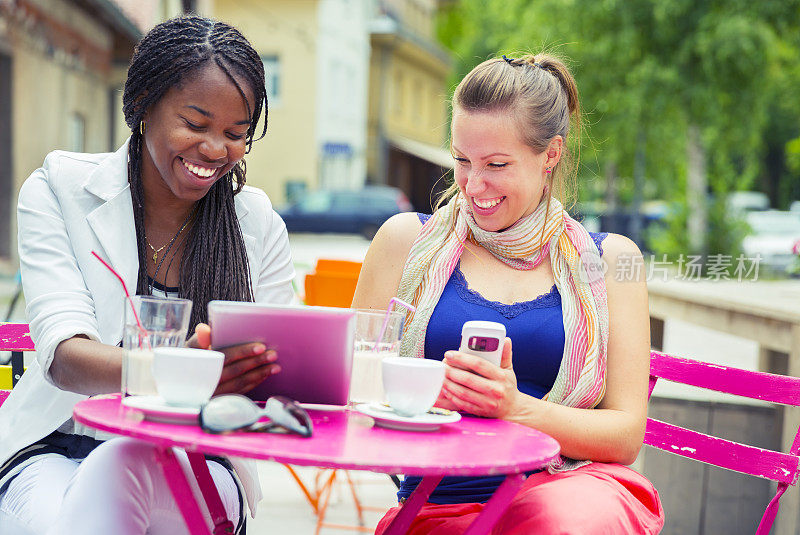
[[601, 233, 647, 288], [601, 233, 643, 261], [363, 212, 423, 279], [352, 212, 423, 309], [371, 212, 423, 256]]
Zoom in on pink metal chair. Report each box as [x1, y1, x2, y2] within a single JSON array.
[[0, 323, 33, 402], [646, 350, 800, 534]]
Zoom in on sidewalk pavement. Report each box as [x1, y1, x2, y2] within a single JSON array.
[[249, 461, 398, 534]]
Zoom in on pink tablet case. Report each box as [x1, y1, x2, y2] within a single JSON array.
[[207, 301, 356, 405]]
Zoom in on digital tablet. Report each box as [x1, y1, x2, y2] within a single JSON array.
[[207, 301, 356, 406]]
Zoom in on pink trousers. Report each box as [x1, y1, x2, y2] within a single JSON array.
[[376, 463, 664, 535]]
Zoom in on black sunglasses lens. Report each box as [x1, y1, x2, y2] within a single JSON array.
[[289, 404, 312, 427]]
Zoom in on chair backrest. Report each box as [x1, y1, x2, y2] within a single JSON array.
[[314, 259, 362, 277], [304, 260, 362, 308], [645, 350, 800, 535], [0, 323, 33, 390]]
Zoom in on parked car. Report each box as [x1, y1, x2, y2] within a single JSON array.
[[278, 186, 413, 239], [741, 210, 800, 275], [727, 191, 770, 214]]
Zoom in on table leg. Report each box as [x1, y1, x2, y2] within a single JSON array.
[[382, 475, 443, 535], [463, 473, 526, 535], [154, 447, 210, 535], [186, 452, 235, 535], [283, 464, 321, 514]]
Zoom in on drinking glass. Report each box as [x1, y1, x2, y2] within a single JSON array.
[[121, 295, 192, 397], [349, 308, 405, 405]]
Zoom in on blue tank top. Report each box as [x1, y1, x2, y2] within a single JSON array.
[[397, 213, 607, 505]]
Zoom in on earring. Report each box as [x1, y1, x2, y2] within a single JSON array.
[[140, 121, 146, 135], [544, 166, 552, 174]]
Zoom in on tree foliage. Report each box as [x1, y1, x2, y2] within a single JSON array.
[[437, 0, 800, 256]]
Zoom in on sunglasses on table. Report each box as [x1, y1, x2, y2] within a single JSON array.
[[199, 394, 313, 438]]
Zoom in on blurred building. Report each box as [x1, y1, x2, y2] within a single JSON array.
[[107, 0, 211, 149], [111, 0, 214, 43], [368, 0, 452, 212], [213, 0, 451, 210], [213, 0, 371, 205], [0, 0, 141, 264], [0, 0, 453, 265]]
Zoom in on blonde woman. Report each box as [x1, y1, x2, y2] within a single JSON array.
[[353, 54, 664, 534]]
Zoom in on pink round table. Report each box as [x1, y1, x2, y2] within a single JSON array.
[[74, 394, 560, 534]]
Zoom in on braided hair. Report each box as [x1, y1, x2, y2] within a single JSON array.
[[122, 15, 267, 331]]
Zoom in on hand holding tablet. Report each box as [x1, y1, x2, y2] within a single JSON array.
[[207, 301, 356, 405]]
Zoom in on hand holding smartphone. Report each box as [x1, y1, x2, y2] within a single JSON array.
[[458, 321, 506, 367]]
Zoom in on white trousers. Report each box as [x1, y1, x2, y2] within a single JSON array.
[[0, 438, 241, 535]]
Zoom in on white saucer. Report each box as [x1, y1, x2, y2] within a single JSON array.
[[298, 403, 347, 412], [121, 395, 200, 425], [355, 403, 461, 432]]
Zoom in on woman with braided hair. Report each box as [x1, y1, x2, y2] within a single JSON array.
[[353, 53, 664, 533], [0, 16, 294, 533]]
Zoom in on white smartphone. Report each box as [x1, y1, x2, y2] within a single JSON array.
[[458, 321, 507, 367]]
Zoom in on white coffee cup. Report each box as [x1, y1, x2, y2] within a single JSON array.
[[152, 347, 225, 407], [381, 356, 445, 417]]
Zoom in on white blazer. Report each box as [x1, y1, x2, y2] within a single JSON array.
[[0, 140, 296, 516]]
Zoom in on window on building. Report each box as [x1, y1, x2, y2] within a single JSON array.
[[429, 85, 441, 130], [414, 78, 424, 121], [330, 59, 347, 121], [261, 55, 281, 107], [285, 180, 307, 204], [344, 65, 356, 121], [393, 71, 404, 117], [69, 113, 85, 153], [0, 54, 11, 258]]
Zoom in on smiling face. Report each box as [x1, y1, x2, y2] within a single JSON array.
[[452, 108, 555, 232], [140, 61, 254, 206]]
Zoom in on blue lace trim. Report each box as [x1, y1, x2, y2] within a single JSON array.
[[452, 264, 560, 317]]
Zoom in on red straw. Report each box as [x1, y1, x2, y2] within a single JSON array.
[[91, 250, 145, 334]]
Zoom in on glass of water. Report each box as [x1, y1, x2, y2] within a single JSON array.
[[122, 296, 192, 397], [349, 308, 405, 405]]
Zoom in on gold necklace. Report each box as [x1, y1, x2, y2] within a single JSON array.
[[146, 212, 193, 264], [145, 240, 167, 264]]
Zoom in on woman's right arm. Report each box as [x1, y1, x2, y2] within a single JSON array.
[[351, 212, 421, 310], [17, 157, 122, 395], [50, 337, 123, 395]]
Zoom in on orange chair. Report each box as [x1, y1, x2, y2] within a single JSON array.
[[304, 260, 362, 309], [314, 259, 363, 276]]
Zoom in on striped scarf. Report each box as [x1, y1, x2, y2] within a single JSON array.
[[396, 193, 609, 411]]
